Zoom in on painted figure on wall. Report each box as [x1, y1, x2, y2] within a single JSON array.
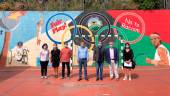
[[146, 33, 170, 66], [11, 41, 29, 65]]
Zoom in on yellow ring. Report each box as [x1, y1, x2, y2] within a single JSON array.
[[61, 25, 94, 50]]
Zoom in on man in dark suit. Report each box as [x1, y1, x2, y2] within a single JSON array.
[[93, 42, 105, 81], [105, 42, 119, 80]]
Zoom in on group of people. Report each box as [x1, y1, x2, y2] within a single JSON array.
[[39, 40, 136, 81], [93, 41, 135, 81], [39, 32, 170, 81], [40, 43, 72, 79]]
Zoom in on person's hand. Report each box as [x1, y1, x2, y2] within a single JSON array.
[[128, 60, 131, 62], [77, 60, 79, 64], [87, 59, 89, 62], [49, 59, 52, 64], [125, 61, 130, 64], [146, 58, 151, 64]]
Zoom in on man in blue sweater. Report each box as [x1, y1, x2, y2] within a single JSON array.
[[77, 41, 89, 81]]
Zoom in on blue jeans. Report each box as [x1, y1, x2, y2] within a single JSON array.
[[78, 58, 87, 79], [96, 62, 103, 79]]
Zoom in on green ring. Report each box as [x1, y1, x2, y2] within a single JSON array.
[[95, 25, 127, 46]]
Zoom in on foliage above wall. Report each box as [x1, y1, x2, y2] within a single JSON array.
[[133, 0, 164, 9], [0, 0, 166, 10]]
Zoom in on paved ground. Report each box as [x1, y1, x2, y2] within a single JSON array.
[[0, 66, 170, 96]]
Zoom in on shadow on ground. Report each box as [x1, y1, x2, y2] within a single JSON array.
[[0, 66, 30, 82]]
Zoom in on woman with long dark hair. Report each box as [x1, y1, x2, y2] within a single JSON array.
[[122, 43, 135, 81]]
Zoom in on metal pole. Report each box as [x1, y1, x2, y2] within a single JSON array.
[[60, 0, 62, 11], [164, 0, 167, 9], [83, 0, 85, 11]]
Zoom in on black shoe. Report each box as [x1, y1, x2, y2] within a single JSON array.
[[61, 77, 65, 79], [77, 78, 82, 81], [55, 75, 58, 78], [85, 78, 89, 81], [96, 78, 99, 81], [100, 78, 103, 81]]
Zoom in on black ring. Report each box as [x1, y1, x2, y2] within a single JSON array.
[[78, 12, 111, 44]]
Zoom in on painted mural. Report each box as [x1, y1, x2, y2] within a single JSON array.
[[0, 10, 170, 67]]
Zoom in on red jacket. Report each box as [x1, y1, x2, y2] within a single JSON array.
[[60, 47, 72, 62]]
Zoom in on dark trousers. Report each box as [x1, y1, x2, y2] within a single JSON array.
[[96, 62, 103, 80], [62, 62, 70, 78], [40, 61, 49, 76], [78, 58, 88, 79]]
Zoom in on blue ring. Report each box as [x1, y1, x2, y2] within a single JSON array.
[[46, 13, 77, 44]]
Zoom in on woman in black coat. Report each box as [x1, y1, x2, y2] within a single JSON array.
[[50, 44, 60, 78], [122, 43, 135, 81]]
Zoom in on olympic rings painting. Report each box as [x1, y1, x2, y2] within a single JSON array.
[[45, 11, 146, 46]]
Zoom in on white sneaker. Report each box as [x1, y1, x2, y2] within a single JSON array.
[[41, 76, 44, 79], [123, 76, 127, 80], [129, 77, 132, 81], [44, 76, 48, 79]]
